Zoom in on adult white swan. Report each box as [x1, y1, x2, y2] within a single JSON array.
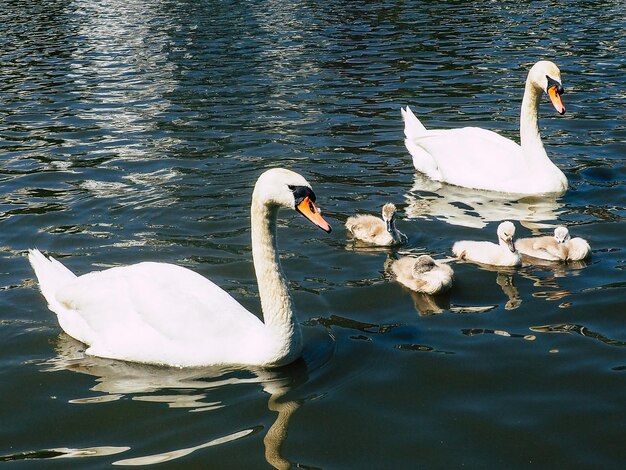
[[402, 60, 567, 195], [29, 168, 332, 368]]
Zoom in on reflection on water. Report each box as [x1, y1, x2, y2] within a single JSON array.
[[69, 0, 179, 153], [395, 343, 454, 354], [0, 446, 129, 463], [113, 429, 259, 466], [38, 334, 318, 468], [309, 314, 400, 339], [496, 272, 521, 310], [519, 259, 590, 305], [407, 290, 451, 316], [453, 262, 523, 311], [404, 173, 564, 229], [263, 396, 302, 470], [530, 324, 626, 348], [462, 328, 536, 341]]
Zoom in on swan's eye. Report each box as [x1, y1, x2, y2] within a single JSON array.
[[546, 75, 564, 95], [290, 185, 316, 204], [288, 185, 296, 191]]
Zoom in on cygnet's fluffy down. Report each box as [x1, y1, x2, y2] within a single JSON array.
[[345, 203, 407, 246], [452, 221, 522, 267], [515, 226, 590, 261], [391, 255, 454, 295]]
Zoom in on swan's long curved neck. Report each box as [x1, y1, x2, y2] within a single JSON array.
[[250, 199, 302, 362], [519, 79, 547, 164]]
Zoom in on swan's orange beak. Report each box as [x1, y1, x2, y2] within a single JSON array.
[[296, 197, 332, 233], [548, 86, 565, 115]]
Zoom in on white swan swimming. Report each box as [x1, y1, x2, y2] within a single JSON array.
[[28, 168, 332, 368], [452, 221, 522, 267], [345, 202, 407, 246], [402, 60, 567, 195], [516, 226, 591, 261], [391, 255, 454, 295]]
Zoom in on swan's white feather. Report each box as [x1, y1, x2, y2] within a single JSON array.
[[30, 253, 267, 366], [405, 124, 525, 192]]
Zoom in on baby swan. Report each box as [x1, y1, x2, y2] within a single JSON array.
[[391, 255, 454, 294], [345, 203, 407, 246], [452, 221, 522, 267], [516, 226, 590, 261]]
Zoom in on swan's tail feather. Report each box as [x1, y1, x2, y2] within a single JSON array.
[[401, 106, 427, 139], [28, 249, 76, 308], [401, 106, 441, 179]]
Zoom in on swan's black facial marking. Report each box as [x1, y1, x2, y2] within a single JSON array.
[[546, 75, 564, 95], [290, 184, 332, 233], [288, 185, 316, 205]]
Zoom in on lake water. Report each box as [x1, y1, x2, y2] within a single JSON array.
[[1, 0, 625, 468]]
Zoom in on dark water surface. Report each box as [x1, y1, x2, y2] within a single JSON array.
[[1, 0, 625, 468]]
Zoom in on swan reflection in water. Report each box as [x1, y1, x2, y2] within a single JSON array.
[[407, 290, 451, 316], [38, 330, 333, 469], [519, 258, 589, 303], [456, 266, 522, 312], [404, 172, 564, 230]]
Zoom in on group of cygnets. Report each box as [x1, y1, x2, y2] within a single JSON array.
[[346, 58, 591, 297], [345, 204, 590, 295], [27, 59, 588, 369]]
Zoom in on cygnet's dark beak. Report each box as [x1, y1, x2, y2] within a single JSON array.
[[506, 238, 516, 252]]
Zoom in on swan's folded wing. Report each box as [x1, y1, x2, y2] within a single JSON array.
[[54, 262, 264, 347], [414, 128, 525, 190]]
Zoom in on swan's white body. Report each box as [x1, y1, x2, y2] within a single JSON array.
[[391, 255, 454, 295], [402, 60, 568, 195], [29, 168, 331, 368], [452, 221, 522, 267], [345, 203, 406, 246], [516, 226, 590, 261]]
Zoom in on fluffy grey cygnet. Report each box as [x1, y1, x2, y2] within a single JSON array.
[[345, 203, 407, 246]]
